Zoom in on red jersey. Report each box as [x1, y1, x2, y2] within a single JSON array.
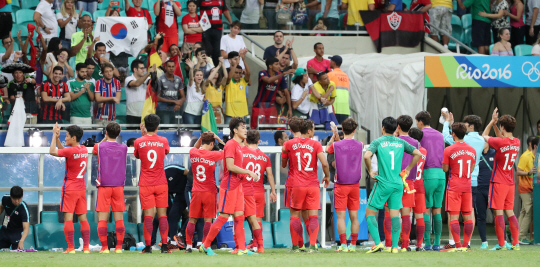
[[154, 1, 181, 37], [220, 139, 244, 191], [190, 148, 224, 193], [282, 137, 323, 187], [414, 146, 427, 193], [181, 14, 202, 43], [41, 80, 68, 121], [58, 145, 88, 191], [126, 7, 153, 26], [198, 0, 228, 30], [443, 142, 477, 192], [410, 0, 431, 32], [488, 137, 520, 185], [242, 146, 271, 195], [134, 134, 170, 186]]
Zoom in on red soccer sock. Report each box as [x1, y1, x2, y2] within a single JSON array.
[[339, 233, 347, 246], [233, 233, 238, 249], [234, 216, 246, 250], [186, 222, 195, 246], [115, 220, 125, 250], [462, 220, 473, 247], [401, 215, 411, 248], [253, 228, 263, 249], [304, 218, 310, 244], [203, 222, 211, 242], [204, 216, 227, 248], [298, 220, 304, 247], [350, 233, 358, 246], [143, 216, 153, 246], [98, 220, 108, 249], [290, 216, 302, 247], [450, 220, 462, 248], [158, 216, 168, 244], [495, 215, 505, 247], [384, 211, 392, 247], [416, 218, 425, 247], [80, 220, 90, 250], [307, 215, 319, 246], [64, 220, 75, 250], [508, 215, 520, 246]]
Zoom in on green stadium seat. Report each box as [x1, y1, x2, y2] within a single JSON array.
[[262, 221, 273, 248], [448, 27, 463, 51], [98, 0, 112, 10], [128, 56, 136, 73], [244, 221, 252, 243], [107, 211, 140, 243], [403, 0, 412, 9], [138, 223, 162, 244], [515, 44, 533, 56], [451, 14, 461, 28], [339, 13, 346, 30], [278, 209, 290, 221], [116, 103, 127, 117], [94, 10, 107, 20], [489, 44, 494, 54], [76, 211, 101, 245], [23, 225, 36, 249], [179, 0, 189, 10], [148, 0, 157, 10], [461, 14, 472, 29], [16, 9, 36, 24], [21, 0, 40, 10], [35, 211, 67, 250], [11, 24, 29, 47], [120, 87, 127, 101], [271, 220, 291, 248]]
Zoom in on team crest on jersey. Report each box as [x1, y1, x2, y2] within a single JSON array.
[[387, 12, 402, 31], [239, 85, 244, 90]]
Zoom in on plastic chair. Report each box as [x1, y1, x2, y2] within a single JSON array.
[[107, 211, 140, 243], [116, 103, 127, 117], [148, 0, 157, 10], [271, 220, 291, 248], [448, 27, 463, 51], [98, 0, 112, 10], [21, 0, 40, 10], [93, 10, 108, 20], [35, 211, 67, 250], [514, 44, 533, 56], [127, 56, 136, 73], [262, 221, 274, 248], [461, 28, 472, 48], [461, 14, 472, 29], [23, 225, 36, 249], [489, 44, 494, 54], [278, 209, 290, 221], [11, 24, 29, 46], [16, 9, 36, 24], [451, 14, 461, 27]]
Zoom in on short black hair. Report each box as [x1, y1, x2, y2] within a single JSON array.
[[201, 132, 215, 146], [530, 136, 540, 149], [229, 117, 246, 138], [54, 48, 71, 60], [165, 60, 175, 66], [127, 138, 136, 147], [499, 115, 516, 133], [382, 117, 397, 134], [195, 48, 204, 56], [10, 186, 23, 199], [274, 30, 284, 37], [415, 111, 431, 126], [452, 122, 467, 139], [1, 36, 10, 45], [76, 63, 87, 72], [342, 118, 358, 135], [289, 117, 303, 133], [537, 119, 540, 126], [231, 21, 242, 29], [266, 57, 279, 68], [409, 127, 423, 142], [144, 114, 161, 132], [463, 115, 482, 131], [246, 130, 260, 145], [66, 125, 84, 142], [314, 42, 323, 49], [53, 66, 64, 74], [130, 59, 144, 73], [274, 130, 285, 145], [235, 65, 243, 70], [187, 0, 197, 6], [228, 51, 239, 59], [106, 122, 121, 139], [300, 119, 314, 134], [84, 58, 96, 66], [397, 115, 413, 132], [95, 42, 106, 50]]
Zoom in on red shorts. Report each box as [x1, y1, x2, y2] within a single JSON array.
[[291, 187, 320, 210], [445, 190, 473, 213], [285, 186, 292, 208], [161, 36, 179, 53], [489, 182, 515, 210], [61, 190, 87, 215], [254, 192, 265, 218], [139, 184, 168, 210], [218, 187, 244, 214], [333, 184, 360, 211], [413, 193, 427, 214], [96, 187, 125, 212], [189, 191, 217, 219], [244, 195, 256, 217], [402, 180, 416, 208]]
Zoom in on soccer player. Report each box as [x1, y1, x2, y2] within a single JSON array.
[[134, 114, 171, 254], [199, 117, 259, 256], [49, 124, 90, 254], [282, 119, 330, 253], [242, 130, 276, 253], [326, 118, 363, 252], [409, 127, 428, 251], [442, 123, 476, 252], [415, 111, 445, 251], [482, 108, 521, 251], [93, 122, 128, 254], [364, 117, 422, 254], [185, 132, 224, 253]]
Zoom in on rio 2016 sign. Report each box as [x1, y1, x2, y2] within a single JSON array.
[[424, 56, 540, 87]]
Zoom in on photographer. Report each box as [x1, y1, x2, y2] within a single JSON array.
[[0, 186, 30, 250]]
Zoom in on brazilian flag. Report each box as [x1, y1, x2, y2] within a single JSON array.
[[201, 100, 218, 134]]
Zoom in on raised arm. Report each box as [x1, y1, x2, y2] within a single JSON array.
[[226, 157, 259, 181]]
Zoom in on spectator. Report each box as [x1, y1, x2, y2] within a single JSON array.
[[125, 0, 154, 28], [457, 0, 491, 54], [327, 55, 349, 124], [106, 2, 122, 17], [1, 34, 23, 82], [306, 42, 330, 81], [479, 0, 510, 43], [409, 0, 432, 33], [41, 66, 71, 124], [57, 0, 82, 49], [68, 63, 95, 125], [84, 58, 97, 85], [429, 0, 453, 48], [263, 31, 289, 60], [532, 35, 540, 55], [71, 15, 95, 64], [386, 0, 403, 10], [204, 59, 228, 123], [250, 57, 295, 129], [184, 58, 207, 124], [156, 60, 186, 124], [320, 0, 339, 32], [5, 63, 38, 124], [274, 130, 289, 146], [507, 0, 525, 49], [490, 28, 514, 56], [181, 1, 204, 56], [33, 0, 59, 45], [42, 38, 63, 79], [125, 59, 153, 124], [263, 0, 279, 30], [310, 71, 338, 129], [240, 0, 264, 30], [194, 48, 214, 79], [526, 0, 540, 45], [199, 0, 233, 66], [0, 186, 30, 250], [221, 21, 247, 69], [0, 0, 13, 40], [276, 46, 297, 121], [87, 41, 121, 80], [48, 48, 75, 82], [290, 68, 314, 118], [311, 18, 328, 36], [78, 0, 99, 16], [154, 0, 182, 53], [94, 63, 121, 123], [516, 136, 538, 245], [341, 0, 375, 31], [224, 51, 250, 123]]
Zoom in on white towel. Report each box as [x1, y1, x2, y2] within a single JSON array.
[[4, 97, 26, 147]]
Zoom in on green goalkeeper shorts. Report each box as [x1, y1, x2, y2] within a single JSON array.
[[424, 179, 446, 208], [367, 181, 403, 211]]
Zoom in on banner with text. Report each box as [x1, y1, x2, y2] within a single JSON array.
[[425, 56, 540, 87]]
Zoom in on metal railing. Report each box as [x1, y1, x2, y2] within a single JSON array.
[[426, 22, 477, 54]]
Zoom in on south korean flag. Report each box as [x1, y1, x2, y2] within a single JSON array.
[[94, 17, 148, 56]]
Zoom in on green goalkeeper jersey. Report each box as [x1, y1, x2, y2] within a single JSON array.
[[369, 135, 416, 189]]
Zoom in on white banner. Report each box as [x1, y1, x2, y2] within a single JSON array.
[[94, 17, 148, 56]]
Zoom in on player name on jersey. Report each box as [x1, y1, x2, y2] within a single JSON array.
[[381, 141, 404, 148], [139, 141, 165, 148], [243, 153, 268, 162], [73, 153, 88, 159], [500, 145, 520, 153], [291, 143, 314, 152], [191, 157, 216, 166], [450, 150, 476, 160]]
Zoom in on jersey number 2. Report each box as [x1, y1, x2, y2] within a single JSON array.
[[77, 161, 87, 179]]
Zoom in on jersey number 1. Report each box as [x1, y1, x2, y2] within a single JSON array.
[[458, 159, 471, 178]]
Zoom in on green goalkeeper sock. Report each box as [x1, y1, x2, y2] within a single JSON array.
[[391, 217, 401, 249], [433, 214, 442, 246], [424, 214, 431, 246], [367, 215, 381, 245]]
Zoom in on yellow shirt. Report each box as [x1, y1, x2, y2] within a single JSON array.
[[310, 81, 337, 103], [517, 150, 535, 193], [431, 0, 453, 9], [343, 0, 375, 26], [206, 83, 223, 107], [224, 78, 249, 117]]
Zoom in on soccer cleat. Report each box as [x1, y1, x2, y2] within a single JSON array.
[[519, 238, 531, 245], [424, 245, 432, 251], [161, 244, 171, 253], [115, 249, 122, 254], [432, 245, 441, 251], [366, 243, 385, 254], [238, 249, 258, 255], [230, 248, 239, 254], [185, 248, 193, 253], [140, 245, 152, 254], [400, 247, 411, 252], [246, 243, 255, 250], [505, 242, 513, 250], [83, 250, 91, 254], [348, 244, 356, 252], [285, 245, 300, 253], [99, 248, 110, 254], [382, 247, 392, 253], [391, 248, 399, 253], [256, 247, 265, 253], [173, 236, 186, 250], [63, 249, 76, 254], [336, 244, 348, 252], [299, 243, 306, 252], [447, 248, 458, 253], [307, 245, 320, 253], [441, 243, 456, 251], [489, 244, 507, 251], [458, 247, 470, 252], [512, 244, 520, 251], [415, 247, 426, 252], [199, 244, 217, 256], [480, 242, 489, 249]]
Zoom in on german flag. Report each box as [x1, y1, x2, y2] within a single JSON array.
[[360, 11, 425, 52]]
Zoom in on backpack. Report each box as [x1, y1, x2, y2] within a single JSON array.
[[291, 2, 308, 26], [276, 0, 292, 25], [122, 233, 137, 250], [107, 231, 117, 249]]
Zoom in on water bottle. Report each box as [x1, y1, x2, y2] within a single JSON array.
[[361, 241, 374, 246], [130, 246, 136, 251]]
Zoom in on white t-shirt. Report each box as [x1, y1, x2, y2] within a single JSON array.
[[0, 51, 23, 82], [185, 82, 205, 116], [532, 44, 540, 55], [56, 12, 79, 40], [36, 1, 59, 39], [241, 0, 261, 24], [291, 78, 313, 114], [220, 34, 246, 68], [124, 75, 150, 117]]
